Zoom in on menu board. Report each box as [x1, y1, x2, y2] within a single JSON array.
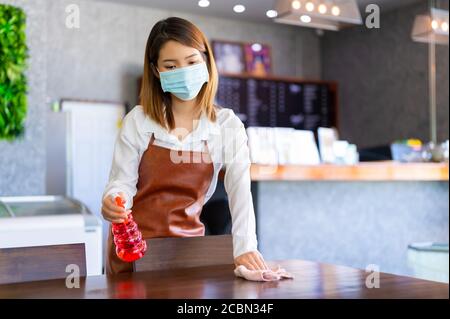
[[215, 74, 337, 131]]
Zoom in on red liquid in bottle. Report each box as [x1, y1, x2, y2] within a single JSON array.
[[112, 196, 147, 262]]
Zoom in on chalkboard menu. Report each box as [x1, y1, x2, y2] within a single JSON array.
[[215, 74, 337, 131]]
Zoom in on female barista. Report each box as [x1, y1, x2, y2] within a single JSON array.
[[101, 17, 268, 274]]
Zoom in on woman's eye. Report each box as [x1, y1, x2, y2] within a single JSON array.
[[165, 66, 176, 70], [189, 61, 199, 65]]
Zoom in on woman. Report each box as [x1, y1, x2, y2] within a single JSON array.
[[101, 17, 268, 274]]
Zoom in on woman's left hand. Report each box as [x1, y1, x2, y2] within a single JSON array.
[[234, 251, 270, 271]]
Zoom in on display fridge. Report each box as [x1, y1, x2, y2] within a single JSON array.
[[0, 195, 102, 276]]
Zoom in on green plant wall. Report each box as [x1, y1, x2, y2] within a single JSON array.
[[0, 4, 28, 140]]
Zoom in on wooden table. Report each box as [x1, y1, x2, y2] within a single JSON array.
[[0, 260, 447, 299]]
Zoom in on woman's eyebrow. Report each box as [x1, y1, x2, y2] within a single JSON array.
[[184, 53, 199, 60]]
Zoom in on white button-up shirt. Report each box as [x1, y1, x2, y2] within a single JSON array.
[[102, 105, 258, 258]]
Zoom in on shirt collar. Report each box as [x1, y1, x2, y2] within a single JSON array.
[[142, 108, 221, 144]]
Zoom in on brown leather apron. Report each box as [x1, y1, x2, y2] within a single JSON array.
[[106, 133, 214, 274]]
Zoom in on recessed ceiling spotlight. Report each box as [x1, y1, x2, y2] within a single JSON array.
[[198, 0, 210, 8], [318, 4, 327, 14], [441, 21, 449, 32], [233, 4, 246, 13], [431, 19, 439, 30], [331, 5, 340, 16], [305, 2, 315, 12], [291, 0, 301, 10], [266, 10, 278, 18], [300, 15, 312, 23]]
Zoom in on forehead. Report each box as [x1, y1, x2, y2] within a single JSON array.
[[158, 40, 201, 60]]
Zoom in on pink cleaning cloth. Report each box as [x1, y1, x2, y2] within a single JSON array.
[[234, 265, 294, 282]]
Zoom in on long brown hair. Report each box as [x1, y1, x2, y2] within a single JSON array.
[[139, 17, 218, 130]]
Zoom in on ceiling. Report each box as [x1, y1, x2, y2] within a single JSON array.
[[94, 0, 424, 23]]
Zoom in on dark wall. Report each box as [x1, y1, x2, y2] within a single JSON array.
[[322, 1, 449, 148]]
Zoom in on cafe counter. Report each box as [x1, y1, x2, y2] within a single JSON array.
[[250, 161, 449, 181], [246, 161, 449, 280], [212, 161, 449, 280]]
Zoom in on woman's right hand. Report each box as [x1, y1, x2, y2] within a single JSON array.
[[101, 192, 131, 223]]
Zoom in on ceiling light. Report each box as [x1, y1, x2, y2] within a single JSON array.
[[318, 4, 327, 14], [431, 19, 439, 29], [273, 0, 362, 31], [331, 5, 340, 16], [291, 0, 301, 10], [412, 8, 449, 45], [300, 15, 311, 23], [305, 2, 314, 12], [266, 10, 278, 18], [198, 0, 210, 8], [233, 4, 246, 13]]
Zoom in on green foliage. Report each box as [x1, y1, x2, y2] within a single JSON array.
[[0, 4, 28, 141]]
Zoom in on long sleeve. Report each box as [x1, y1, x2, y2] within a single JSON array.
[[102, 109, 142, 209], [222, 115, 259, 258]]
